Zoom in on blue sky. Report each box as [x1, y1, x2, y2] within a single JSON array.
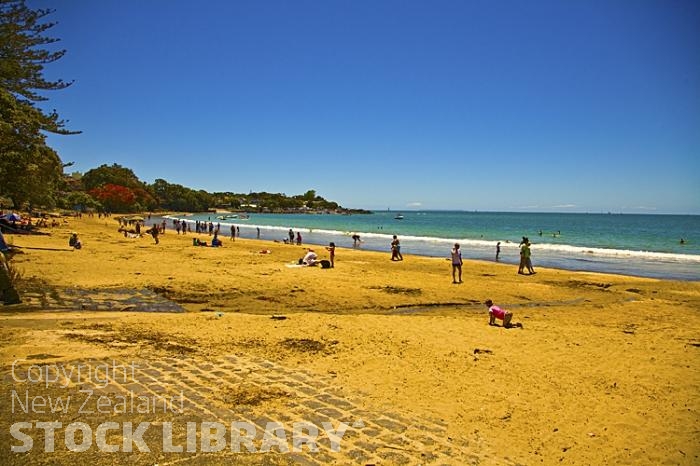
[[36, 0, 699, 213]]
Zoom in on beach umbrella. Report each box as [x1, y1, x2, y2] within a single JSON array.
[[128, 215, 145, 221]]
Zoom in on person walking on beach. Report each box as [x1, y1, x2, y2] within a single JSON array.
[[147, 225, 159, 244], [296, 232, 302, 246], [391, 235, 403, 261], [326, 242, 336, 268], [518, 248, 525, 274], [496, 241, 501, 261], [451, 243, 463, 283], [519, 241, 535, 274], [518, 237, 528, 274], [230, 225, 235, 241], [288, 229, 294, 244], [524, 241, 535, 274]]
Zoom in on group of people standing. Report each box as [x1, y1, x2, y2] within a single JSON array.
[[286, 229, 303, 245]]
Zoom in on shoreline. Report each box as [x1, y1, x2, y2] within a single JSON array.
[[161, 214, 700, 281]]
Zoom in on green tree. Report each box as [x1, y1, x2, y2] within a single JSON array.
[[81, 163, 143, 191], [0, 0, 77, 207], [149, 179, 212, 212], [302, 189, 316, 202], [0, 145, 62, 208], [59, 191, 102, 212]]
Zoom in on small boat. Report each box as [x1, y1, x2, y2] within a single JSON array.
[[216, 214, 239, 220], [394, 214, 404, 220]]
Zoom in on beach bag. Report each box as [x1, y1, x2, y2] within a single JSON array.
[[320, 260, 331, 269]]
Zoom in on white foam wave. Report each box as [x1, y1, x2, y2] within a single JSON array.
[[400, 235, 700, 263]]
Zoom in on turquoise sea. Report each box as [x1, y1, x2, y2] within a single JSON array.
[[165, 211, 700, 281]]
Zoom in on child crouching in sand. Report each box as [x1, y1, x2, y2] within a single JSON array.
[[485, 299, 519, 328]]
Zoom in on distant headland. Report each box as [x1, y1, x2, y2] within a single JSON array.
[[8, 163, 371, 215]]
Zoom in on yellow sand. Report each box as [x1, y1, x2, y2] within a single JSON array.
[[1, 215, 699, 465]]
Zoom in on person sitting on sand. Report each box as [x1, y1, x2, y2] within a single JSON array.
[[69, 232, 82, 250], [211, 233, 223, 247], [118, 226, 139, 237], [485, 299, 514, 328]]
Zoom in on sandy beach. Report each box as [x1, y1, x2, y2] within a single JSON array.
[[1, 215, 698, 465]]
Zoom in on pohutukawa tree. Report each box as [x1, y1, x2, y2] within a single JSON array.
[[0, 0, 78, 209]]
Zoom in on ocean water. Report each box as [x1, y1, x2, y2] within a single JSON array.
[[165, 211, 700, 281]]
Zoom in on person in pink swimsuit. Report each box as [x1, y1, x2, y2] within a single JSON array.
[[485, 299, 513, 327]]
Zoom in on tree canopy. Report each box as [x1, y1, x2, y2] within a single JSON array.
[[0, 0, 77, 208], [55, 163, 359, 214], [82, 163, 143, 191]]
